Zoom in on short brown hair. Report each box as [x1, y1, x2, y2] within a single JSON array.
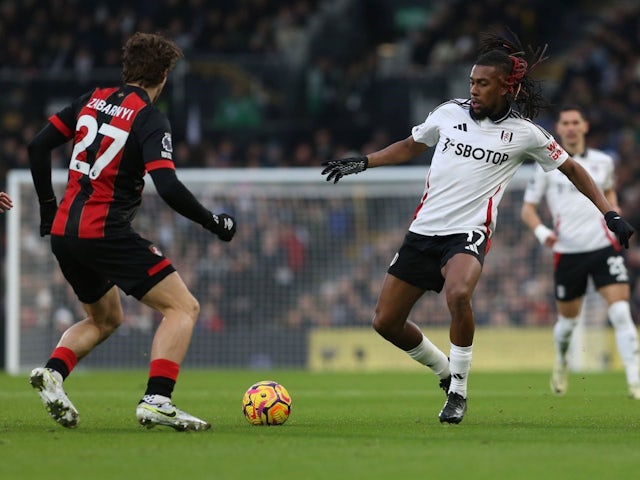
[[122, 32, 183, 87]]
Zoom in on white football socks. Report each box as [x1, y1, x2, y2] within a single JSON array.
[[608, 301, 640, 386], [406, 334, 450, 379], [553, 314, 577, 366], [449, 343, 472, 398]]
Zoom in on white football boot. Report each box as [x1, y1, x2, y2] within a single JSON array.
[[29, 367, 79, 428], [550, 363, 568, 396], [136, 395, 211, 431]]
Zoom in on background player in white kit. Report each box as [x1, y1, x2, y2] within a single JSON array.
[[521, 106, 640, 399], [321, 29, 634, 424]]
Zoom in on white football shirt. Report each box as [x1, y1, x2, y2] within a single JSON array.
[[410, 99, 568, 238], [523, 147, 617, 253]]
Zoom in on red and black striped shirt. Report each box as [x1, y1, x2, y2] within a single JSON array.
[[49, 85, 180, 238]]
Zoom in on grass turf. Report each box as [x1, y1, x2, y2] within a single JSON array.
[[1, 370, 639, 480]]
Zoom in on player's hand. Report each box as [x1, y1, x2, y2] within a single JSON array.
[[0, 191, 13, 212], [605, 211, 634, 248], [39, 198, 57, 236], [321, 156, 368, 183], [533, 224, 556, 247], [204, 212, 236, 242]]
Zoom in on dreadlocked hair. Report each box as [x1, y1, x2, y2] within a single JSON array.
[[475, 27, 550, 119]]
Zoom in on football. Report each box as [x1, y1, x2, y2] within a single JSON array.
[[242, 380, 292, 425]]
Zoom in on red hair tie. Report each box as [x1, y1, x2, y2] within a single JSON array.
[[507, 56, 528, 97]]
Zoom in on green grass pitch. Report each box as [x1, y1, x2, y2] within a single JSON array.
[[1, 369, 639, 479]]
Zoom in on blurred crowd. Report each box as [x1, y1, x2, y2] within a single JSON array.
[[3, 0, 640, 332], [2, 1, 639, 173]]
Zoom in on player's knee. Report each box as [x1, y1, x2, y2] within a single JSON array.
[[95, 309, 123, 337], [372, 311, 400, 339], [445, 285, 472, 313], [168, 296, 200, 329], [372, 317, 391, 339], [183, 294, 200, 323]]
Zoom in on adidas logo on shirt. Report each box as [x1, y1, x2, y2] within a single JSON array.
[[453, 123, 467, 131]]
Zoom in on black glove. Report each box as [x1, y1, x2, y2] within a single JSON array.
[[605, 210, 634, 249], [204, 212, 236, 242], [321, 156, 368, 183], [39, 198, 57, 237]]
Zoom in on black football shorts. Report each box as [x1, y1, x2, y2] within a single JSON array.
[[51, 233, 176, 303], [387, 230, 488, 292], [554, 245, 628, 301]]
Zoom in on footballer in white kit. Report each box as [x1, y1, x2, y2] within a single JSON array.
[[522, 105, 639, 399], [321, 29, 635, 424], [409, 99, 567, 240]]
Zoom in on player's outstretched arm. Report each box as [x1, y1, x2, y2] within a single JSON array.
[[321, 135, 428, 183], [149, 168, 236, 242], [559, 158, 634, 247]]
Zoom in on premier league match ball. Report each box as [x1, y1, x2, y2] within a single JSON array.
[[242, 380, 292, 426]]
